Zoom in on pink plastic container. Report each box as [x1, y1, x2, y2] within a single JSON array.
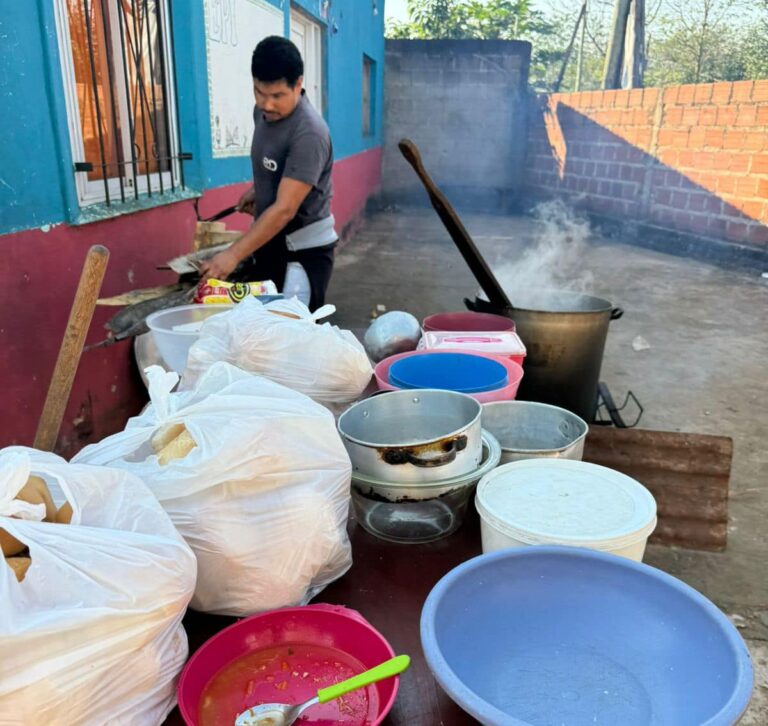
[[374, 350, 524, 403], [423, 311, 516, 333], [177, 604, 398, 726]]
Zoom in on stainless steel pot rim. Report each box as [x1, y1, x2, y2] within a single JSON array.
[[351, 430, 501, 489], [482, 401, 589, 453], [338, 388, 482, 449]]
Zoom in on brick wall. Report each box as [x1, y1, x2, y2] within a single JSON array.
[[526, 80, 768, 253], [381, 39, 531, 211]]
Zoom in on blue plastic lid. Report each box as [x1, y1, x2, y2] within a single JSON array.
[[389, 353, 508, 393]]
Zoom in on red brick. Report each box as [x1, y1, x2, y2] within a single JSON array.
[[664, 107, 684, 125], [658, 149, 678, 166], [744, 132, 767, 150], [698, 174, 718, 191], [655, 188, 672, 205], [628, 89, 643, 107], [717, 107, 738, 126], [690, 213, 711, 234], [636, 129, 653, 148], [688, 128, 708, 148], [643, 88, 660, 108], [711, 82, 733, 104], [732, 81, 754, 101], [687, 194, 709, 212], [750, 154, 768, 174], [673, 210, 693, 228], [735, 178, 759, 196], [756, 105, 768, 125], [718, 177, 736, 194], [633, 109, 648, 125], [704, 129, 725, 148], [723, 130, 745, 149], [735, 106, 758, 126], [729, 154, 751, 172], [713, 154, 732, 171], [737, 200, 764, 219], [752, 80, 768, 102], [682, 107, 701, 126], [705, 196, 724, 214], [678, 150, 696, 167], [677, 85, 697, 103], [671, 190, 689, 208], [747, 224, 768, 244], [695, 84, 714, 103], [657, 128, 676, 146], [725, 220, 749, 240], [663, 87, 679, 104], [699, 105, 719, 125], [758, 178, 768, 197], [707, 216, 727, 236], [614, 91, 631, 109], [690, 151, 715, 169]]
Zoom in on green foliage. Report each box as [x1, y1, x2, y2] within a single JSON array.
[[386, 0, 768, 89]]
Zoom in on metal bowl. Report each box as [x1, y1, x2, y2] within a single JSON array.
[[363, 311, 422, 363]]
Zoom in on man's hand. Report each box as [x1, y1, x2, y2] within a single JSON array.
[[236, 186, 256, 217], [199, 248, 241, 281]]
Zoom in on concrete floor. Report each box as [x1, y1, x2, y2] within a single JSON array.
[[328, 206, 768, 721]]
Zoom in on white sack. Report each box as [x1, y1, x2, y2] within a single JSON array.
[[180, 297, 372, 404], [0, 448, 196, 725], [74, 362, 353, 617]]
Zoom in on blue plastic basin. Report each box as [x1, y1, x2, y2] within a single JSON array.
[[421, 546, 753, 726], [389, 352, 508, 394]]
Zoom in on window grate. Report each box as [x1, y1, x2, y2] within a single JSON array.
[[68, 0, 189, 205]]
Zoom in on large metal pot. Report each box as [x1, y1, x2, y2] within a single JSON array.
[[482, 401, 588, 464], [338, 389, 483, 482], [471, 291, 622, 421]]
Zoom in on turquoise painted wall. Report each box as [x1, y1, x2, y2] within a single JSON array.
[[0, 0, 385, 236]]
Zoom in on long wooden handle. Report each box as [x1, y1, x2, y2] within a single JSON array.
[[34, 245, 110, 452], [397, 139, 512, 310]]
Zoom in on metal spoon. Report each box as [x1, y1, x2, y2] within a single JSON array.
[[234, 654, 410, 726]]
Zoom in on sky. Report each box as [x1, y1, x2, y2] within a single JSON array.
[[385, 0, 409, 22]]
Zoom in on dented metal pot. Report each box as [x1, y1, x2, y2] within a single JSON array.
[[338, 389, 483, 482]]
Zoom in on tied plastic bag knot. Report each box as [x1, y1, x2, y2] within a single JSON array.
[[0, 450, 46, 521], [144, 365, 181, 423]]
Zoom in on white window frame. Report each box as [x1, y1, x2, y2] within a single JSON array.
[[53, 0, 181, 206], [290, 7, 324, 115]]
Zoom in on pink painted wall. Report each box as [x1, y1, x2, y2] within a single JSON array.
[[0, 149, 381, 456]]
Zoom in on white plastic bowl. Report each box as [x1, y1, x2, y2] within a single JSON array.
[[145, 304, 232, 373], [475, 459, 657, 561]]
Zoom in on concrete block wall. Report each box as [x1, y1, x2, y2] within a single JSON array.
[[526, 81, 768, 258], [381, 39, 532, 212]]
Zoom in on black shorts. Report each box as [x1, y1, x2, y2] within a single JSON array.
[[233, 235, 336, 312]]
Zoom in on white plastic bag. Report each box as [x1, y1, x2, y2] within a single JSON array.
[[74, 362, 353, 617], [0, 448, 196, 726], [180, 297, 373, 404]]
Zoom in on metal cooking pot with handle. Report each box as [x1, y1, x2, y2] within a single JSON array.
[[338, 390, 483, 482]]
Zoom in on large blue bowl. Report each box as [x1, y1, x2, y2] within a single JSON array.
[[421, 546, 753, 726]]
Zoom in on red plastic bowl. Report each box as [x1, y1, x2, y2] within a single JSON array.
[[374, 350, 524, 403], [177, 604, 398, 726], [423, 311, 516, 333]]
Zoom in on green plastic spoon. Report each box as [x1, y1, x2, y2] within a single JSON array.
[[234, 654, 411, 726]]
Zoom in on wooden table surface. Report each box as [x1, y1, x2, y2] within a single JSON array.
[[164, 509, 484, 726]]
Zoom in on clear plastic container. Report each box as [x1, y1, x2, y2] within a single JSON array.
[[351, 431, 501, 544], [145, 304, 232, 374]]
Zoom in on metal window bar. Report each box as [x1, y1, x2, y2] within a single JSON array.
[[73, 0, 187, 205]]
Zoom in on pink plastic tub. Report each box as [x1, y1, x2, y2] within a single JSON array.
[[374, 350, 524, 403], [177, 604, 398, 726], [423, 311, 516, 333]]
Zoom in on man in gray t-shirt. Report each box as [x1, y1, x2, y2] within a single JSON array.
[[201, 36, 337, 310]]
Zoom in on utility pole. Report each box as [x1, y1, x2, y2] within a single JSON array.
[[575, 0, 588, 91], [602, 0, 632, 89]]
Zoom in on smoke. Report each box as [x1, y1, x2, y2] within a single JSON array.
[[490, 199, 595, 310]]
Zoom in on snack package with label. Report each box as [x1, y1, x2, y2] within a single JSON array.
[[194, 278, 279, 305], [74, 362, 353, 617], [182, 297, 373, 405], [0, 448, 196, 725]]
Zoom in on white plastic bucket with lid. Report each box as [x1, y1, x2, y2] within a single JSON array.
[[475, 459, 657, 561]]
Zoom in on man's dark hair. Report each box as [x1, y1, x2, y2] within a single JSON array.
[[251, 36, 304, 86]]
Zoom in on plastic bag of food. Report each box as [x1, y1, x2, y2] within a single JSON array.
[[194, 277, 279, 304], [74, 362, 353, 617], [0, 448, 196, 725], [180, 297, 373, 404]]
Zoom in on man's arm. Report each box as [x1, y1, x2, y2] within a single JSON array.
[[200, 177, 312, 280]]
